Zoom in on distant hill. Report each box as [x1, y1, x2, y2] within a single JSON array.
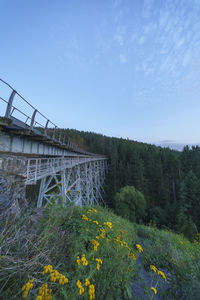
[[155, 141, 200, 151]]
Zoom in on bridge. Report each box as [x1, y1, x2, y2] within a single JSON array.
[[0, 79, 108, 214]]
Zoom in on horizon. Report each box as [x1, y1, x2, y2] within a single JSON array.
[[1, 0, 200, 146]]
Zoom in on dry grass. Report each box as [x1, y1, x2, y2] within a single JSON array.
[[0, 209, 53, 299]]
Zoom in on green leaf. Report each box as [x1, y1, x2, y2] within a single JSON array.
[[124, 285, 132, 299]]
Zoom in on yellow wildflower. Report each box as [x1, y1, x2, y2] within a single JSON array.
[[100, 232, 105, 239], [77, 280, 82, 288], [92, 240, 99, 251], [77, 256, 81, 265], [114, 236, 123, 246], [151, 287, 157, 294], [77, 280, 84, 295], [89, 284, 95, 300], [21, 279, 34, 298], [103, 222, 112, 229], [87, 208, 97, 214], [82, 214, 89, 221], [128, 252, 136, 260], [123, 241, 128, 247], [42, 265, 53, 275], [81, 254, 88, 266], [150, 265, 157, 273], [85, 278, 90, 286], [157, 270, 167, 281], [79, 287, 84, 295], [59, 275, 69, 285], [128, 252, 132, 258], [96, 258, 103, 270], [136, 244, 143, 253], [46, 268, 68, 285], [37, 283, 52, 300]]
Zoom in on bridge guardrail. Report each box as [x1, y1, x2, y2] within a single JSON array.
[[0, 78, 58, 136], [0, 78, 107, 158]]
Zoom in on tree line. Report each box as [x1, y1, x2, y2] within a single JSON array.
[[56, 128, 200, 239]]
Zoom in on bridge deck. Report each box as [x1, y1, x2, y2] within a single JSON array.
[[0, 79, 108, 209]]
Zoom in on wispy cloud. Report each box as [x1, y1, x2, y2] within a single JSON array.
[[182, 50, 192, 67], [142, 0, 154, 19], [119, 53, 127, 63]]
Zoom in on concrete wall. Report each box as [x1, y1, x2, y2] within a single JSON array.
[[0, 156, 27, 216]]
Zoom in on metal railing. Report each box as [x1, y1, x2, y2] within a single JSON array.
[[0, 78, 106, 157], [25, 156, 107, 184], [0, 78, 57, 135]]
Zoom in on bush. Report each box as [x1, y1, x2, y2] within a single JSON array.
[[115, 186, 146, 223]]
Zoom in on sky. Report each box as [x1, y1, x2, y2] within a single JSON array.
[[0, 0, 200, 146]]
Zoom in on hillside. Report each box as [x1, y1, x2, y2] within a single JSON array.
[[49, 128, 200, 239], [1, 204, 200, 299], [2, 128, 200, 299]]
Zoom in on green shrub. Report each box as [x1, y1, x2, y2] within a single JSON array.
[[115, 186, 146, 223]]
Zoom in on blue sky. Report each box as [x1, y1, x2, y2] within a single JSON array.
[[0, 0, 200, 145]]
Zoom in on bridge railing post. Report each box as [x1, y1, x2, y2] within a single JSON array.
[[44, 120, 49, 136], [58, 131, 62, 143], [52, 126, 57, 140], [62, 135, 66, 145], [5, 90, 16, 118], [30, 109, 37, 130]]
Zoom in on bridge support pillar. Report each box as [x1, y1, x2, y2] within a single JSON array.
[[61, 170, 66, 206], [0, 154, 108, 210], [35, 159, 107, 208], [37, 177, 46, 208]]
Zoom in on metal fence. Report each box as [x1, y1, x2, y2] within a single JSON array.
[[0, 78, 106, 157]]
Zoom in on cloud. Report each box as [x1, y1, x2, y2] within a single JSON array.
[[138, 36, 146, 44], [113, 0, 121, 8], [159, 140, 175, 143], [176, 38, 185, 48], [135, 65, 140, 71], [143, 23, 157, 34], [119, 54, 127, 63], [142, 0, 154, 19], [182, 50, 192, 67], [159, 11, 170, 28], [113, 0, 200, 99]]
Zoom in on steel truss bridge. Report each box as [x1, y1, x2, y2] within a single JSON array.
[[0, 79, 108, 209]]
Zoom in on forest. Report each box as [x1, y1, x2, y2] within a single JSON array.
[[57, 128, 200, 240]]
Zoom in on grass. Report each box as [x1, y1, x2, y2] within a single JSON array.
[[0, 203, 200, 299]]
